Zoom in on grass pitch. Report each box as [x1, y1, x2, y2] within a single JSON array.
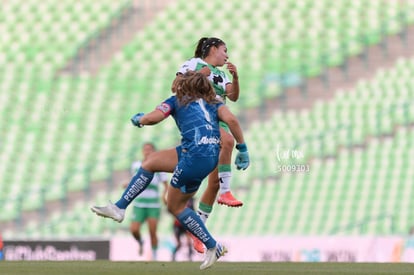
[[1, 261, 414, 275]]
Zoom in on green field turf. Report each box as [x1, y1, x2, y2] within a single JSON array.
[[1, 261, 414, 275]]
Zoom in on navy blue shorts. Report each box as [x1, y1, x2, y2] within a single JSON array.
[[171, 146, 218, 194]]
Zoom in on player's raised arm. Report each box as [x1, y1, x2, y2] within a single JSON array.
[[225, 61, 239, 102], [139, 110, 167, 125], [131, 96, 176, 128]]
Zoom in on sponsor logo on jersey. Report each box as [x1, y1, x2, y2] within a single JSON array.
[[198, 136, 220, 145]]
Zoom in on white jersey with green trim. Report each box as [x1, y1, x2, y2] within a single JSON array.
[[177, 57, 231, 100], [130, 161, 168, 208]]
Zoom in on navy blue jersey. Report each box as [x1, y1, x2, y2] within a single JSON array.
[[157, 96, 223, 157]]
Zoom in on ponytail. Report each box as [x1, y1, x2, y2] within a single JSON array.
[[194, 37, 209, 58]]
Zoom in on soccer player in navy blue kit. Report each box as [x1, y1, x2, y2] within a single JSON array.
[[91, 71, 249, 269]]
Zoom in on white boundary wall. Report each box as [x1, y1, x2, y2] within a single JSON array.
[[110, 235, 414, 262]]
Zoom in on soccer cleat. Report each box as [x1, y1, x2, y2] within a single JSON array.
[[190, 233, 205, 254], [217, 191, 243, 207], [91, 202, 125, 223], [200, 243, 227, 270]]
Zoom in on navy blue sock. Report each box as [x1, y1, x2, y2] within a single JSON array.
[[177, 207, 216, 249], [115, 167, 153, 209]]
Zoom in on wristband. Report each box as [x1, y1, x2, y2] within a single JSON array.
[[235, 143, 247, 152]]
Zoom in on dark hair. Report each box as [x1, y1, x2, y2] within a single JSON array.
[[194, 37, 225, 58], [173, 71, 219, 105]]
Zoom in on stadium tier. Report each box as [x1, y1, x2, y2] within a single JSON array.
[[203, 56, 414, 236], [102, 0, 409, 108], [0, 0, 135, 220], [0, 0, 413, 238], [0, 0, 130, 72]]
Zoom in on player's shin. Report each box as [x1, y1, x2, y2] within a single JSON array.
[[177, 207, 216, 249], [115, 167, 154, 209]]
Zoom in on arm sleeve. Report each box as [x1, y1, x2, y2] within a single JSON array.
[[176, 58, 203, 75], [177, 59, 193, 75], [156, 96, 176, 117]]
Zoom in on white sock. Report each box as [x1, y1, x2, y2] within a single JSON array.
[[152, 248, 157, 260], [197, 209, 210, 224], [219, 171, 231, 194]]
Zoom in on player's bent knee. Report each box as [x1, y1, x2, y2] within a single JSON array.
[[221, 133, 234, 150]]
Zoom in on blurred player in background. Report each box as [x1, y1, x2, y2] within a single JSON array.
[[0, 233, 3, 260], [92, 71, 249, 269], [173, 37, 242, 253], [171, 197, 195, 261], [126, 142, 168, 260]]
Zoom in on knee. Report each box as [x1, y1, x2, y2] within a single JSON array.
[[141, 158, 151, 171], [220, 132, 234, 151], [130, 223, 139, 233]]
